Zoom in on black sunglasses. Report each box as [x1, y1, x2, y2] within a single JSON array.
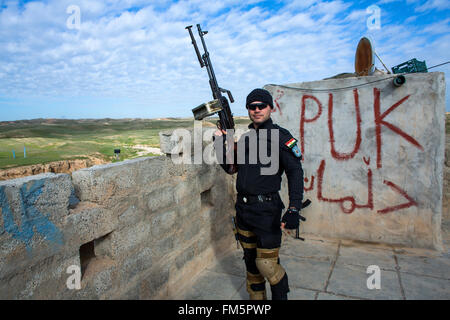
[[247, 103, 268, 111]]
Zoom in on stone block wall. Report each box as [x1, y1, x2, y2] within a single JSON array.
[[0, 132, 236, 299]]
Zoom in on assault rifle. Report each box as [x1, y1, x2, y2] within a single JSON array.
[[186, 24, 237, 173]]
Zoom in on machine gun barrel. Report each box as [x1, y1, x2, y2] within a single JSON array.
[[185, 25, 204, 68]]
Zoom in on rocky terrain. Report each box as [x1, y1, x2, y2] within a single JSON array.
[[0, 156, 107, 181]]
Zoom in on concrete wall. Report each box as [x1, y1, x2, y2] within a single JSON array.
[[0, 130, 236, 299], [265, 72, 446, 250]]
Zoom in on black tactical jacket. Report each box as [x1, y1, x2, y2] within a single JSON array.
[[215, 118, 304, 209]]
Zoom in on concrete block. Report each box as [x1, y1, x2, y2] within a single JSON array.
[[178, 196, 201, 220], [195, 165, 219, 193], [146, 185, 176, 212], [178, 216, 202, 244], [116, 198, 144, 228], [266, 72, 446, 249], [174, 179, 200, 204], [71, 160, 136, 204], [133, 156, 169, 185], [0, 174, 72, 277], [65, 202, 117, 249], [118, 285, 140, 300], [195, 230, 215, 255], [197, 202, 217, 226], [108, 221, 152, 258], [0, 252, 78, 299], [150, 210, 177, 240], [165, 159, 187, 177], [75, 256, 116, 299], [326, 263, 403, 299], [119, 246, 153, 287], [211, 216, 235, 242], [151, 235, 175, 262], [140, 263, 170, 299], [93, 232, 114, 258], [72, 157, 168, 207]]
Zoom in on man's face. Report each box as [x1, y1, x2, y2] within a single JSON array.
[[247, 101, 272, 126]]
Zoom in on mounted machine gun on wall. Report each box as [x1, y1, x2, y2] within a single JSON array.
[[186, 24, 237, 174]]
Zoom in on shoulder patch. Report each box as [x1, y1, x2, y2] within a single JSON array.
[[285, 138, 297, 148], [291, 144, 302, 158], [284, 138, 302, 158]]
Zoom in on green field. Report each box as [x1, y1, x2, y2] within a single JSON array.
[[0, 117, 251, 170]]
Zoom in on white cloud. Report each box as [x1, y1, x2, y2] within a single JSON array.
[[420, 18, 450, 34], [415, 0, 450, 12]]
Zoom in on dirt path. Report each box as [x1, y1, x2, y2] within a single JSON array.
[[131, 145, 164, 156]]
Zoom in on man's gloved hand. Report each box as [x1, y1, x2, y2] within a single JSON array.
[[281, 207, 301, 230]]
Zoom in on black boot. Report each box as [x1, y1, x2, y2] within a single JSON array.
[[270, 273, 289, 300]]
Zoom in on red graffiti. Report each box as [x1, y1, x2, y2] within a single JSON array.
[[297, 88, 422, 215], [373, 88, 423, 169], [299, 88, 423, 167], [304, 159, 417, 214], [377, 180, 418, 214], [304, 176, 314, 191], [314, 159, 373, 214], [273, 90, 284, 115], [300, 95, 322, 157], [328, 89, 362, 160]]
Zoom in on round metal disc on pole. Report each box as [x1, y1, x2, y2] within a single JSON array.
[[355, 37, 375, 76]]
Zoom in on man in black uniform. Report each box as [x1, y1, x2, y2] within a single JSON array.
[[214, 88, 304, 300]]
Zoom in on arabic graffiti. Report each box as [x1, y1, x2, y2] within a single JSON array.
[[316, 159, 373, 214], [304, 158, 418, 215], [276, 87, 423, 215]]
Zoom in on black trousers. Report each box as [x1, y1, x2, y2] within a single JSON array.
[[235, 193, 289, 300]]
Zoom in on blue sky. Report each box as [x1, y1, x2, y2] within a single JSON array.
[[0, 0, 449, 121]]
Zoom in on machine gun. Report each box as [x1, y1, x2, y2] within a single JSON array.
[[185, 24, 234, 130], [186, 24, 237, 173]]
